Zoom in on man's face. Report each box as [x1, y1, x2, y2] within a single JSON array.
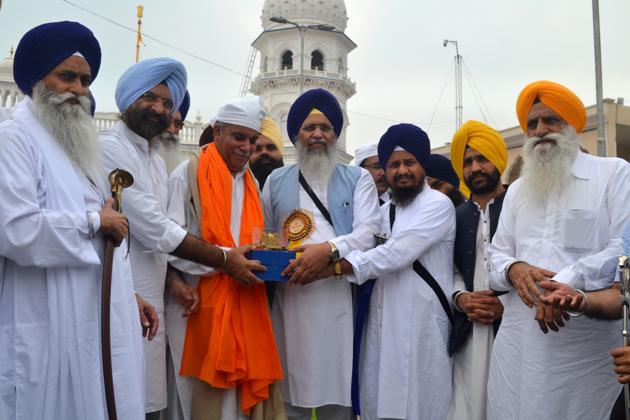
[[214, 122, 259, 173], [166, 110, 183, 136], [526, 102, 567, 144], [386, 150, 425, 205], [361, 155, 388, 195], [297, 113, 335, 153], [122, 84, 173, 140], [250, 136, 283, 166], [41, 55, 91, 101], [462, 147, 501, 195]]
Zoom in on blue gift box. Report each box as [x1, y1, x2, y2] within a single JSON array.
[[246, 249, 296, 282]]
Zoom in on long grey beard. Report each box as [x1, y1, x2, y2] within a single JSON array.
[[156, 132, 183, 174], [32, 81, 100, 181], [296, 139, 337, 188], [519, 125, 579, 203]]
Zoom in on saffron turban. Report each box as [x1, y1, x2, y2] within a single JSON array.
[[115, 57, 187, 114], [450, 120, 507, 193], [287, 88, 343, 143], [260, 116, 284, 153], [354, 143, 378, 166], [378, 123, 431, 170], [214, 96, 264, 133], [426, 154, 460, 188], [178, 90, 190, 121], [516, 80, 586, 133], [13, 21, 101, 95]]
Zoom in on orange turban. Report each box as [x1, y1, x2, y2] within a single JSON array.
[[450, 120, 507, 197], [516, 80, 586, 133]]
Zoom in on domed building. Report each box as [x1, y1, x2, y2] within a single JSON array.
[[0, 48, 23, 109], [251, 0, 356, 163]]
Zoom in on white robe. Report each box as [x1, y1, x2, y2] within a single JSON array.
[[261, 169, 380, 408], [345, 185, 455, 420], [0, 98, 144, 420], [487, 151, 630, 420], [165, 159, 250, 420]]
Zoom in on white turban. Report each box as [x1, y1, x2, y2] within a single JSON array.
[[213, 96, 264, 132], [354, 143, 379, 166]]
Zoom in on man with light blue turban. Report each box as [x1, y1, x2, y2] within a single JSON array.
[[99, 60, 265, 419]]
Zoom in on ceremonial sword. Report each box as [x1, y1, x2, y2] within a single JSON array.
[[619, 256, 630, 420]]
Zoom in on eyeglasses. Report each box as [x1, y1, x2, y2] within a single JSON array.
[[363, 163, 382, 171], [139, 91, 174, 111], [172, 120, 184, 130]]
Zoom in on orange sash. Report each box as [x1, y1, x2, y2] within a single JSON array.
[[180, 143, 282, 414]]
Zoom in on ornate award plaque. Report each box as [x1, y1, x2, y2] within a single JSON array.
[[283, 209, 315, 247]]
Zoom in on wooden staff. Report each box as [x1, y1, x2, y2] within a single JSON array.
[[101, 169, 134, 420]]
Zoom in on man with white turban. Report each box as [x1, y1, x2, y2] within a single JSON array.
[[487, 80, 630, 419], [165, 96, 284, 420], [99, 59, 265, 418], [0, 21, 146, 419], [354, 143, 390, 205], [447, 120, 507, 420]]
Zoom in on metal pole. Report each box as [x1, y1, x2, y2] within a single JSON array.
[[299, 26, 305, 94], [592, 0, 607, 157], [135, 5, 144, 63]]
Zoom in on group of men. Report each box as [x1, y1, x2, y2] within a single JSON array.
[[1, 20, 630, 420]]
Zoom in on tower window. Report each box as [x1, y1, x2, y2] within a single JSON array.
[[281, 50, 293, 70], [311, 50, 324, 71]]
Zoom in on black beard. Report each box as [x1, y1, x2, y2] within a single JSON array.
[[465, 169, 501, 195], [123, 106, 171, 140], [250, 157, 284, 189], [391, 174, 424, 206]]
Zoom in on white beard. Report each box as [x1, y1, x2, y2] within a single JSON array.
[[155, 132, 183, 174], [519, 125, 579, 203], [32, 81, 100, 181], [296, 138, 337, 188]]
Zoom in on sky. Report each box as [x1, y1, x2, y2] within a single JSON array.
[[1, 0, 629, 155]]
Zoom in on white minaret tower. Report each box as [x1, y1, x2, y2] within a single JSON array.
[[250, 0, 356, 163]]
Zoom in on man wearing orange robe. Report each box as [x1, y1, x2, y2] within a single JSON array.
[[166, 96, 285, 420]]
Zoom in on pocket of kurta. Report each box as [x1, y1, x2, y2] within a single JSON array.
[[561, 209, 597, 252]]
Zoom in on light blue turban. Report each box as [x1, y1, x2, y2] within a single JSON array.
[[115, 57, 187, 114]]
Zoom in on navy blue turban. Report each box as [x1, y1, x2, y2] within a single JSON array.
[[426, 154, 460, 188], [178, 90, 190, 121], [115, 57, 187, 114], [378, 123, 431, 170], [287, 88, 343, 143], [13, 21, 101, 95]]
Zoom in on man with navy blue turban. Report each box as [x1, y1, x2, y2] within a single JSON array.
[[99, 61, 264, 419], [0, 21, 148, 419], [303, 123, 456, 419], [157, 90, 190, 174], [262, 88, 381, 419], [426, 154, 466, 207]]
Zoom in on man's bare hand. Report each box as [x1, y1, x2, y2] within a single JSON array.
[[507, 262, 556, 307], [534, 302, 569, 334], [99, 198, 128, 246], [611, 346, 630, 384], [538, 280, 585, 312], [136, 293, 158, 340], [282, 242, 333, 284], [223, 245, 265, 285], [456, 290, 504, 325], [169, 278, 200, 317]]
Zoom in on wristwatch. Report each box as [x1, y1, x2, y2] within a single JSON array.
[[327, 240, 341, 262]]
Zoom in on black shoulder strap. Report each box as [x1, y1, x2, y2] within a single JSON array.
[[389, 203, 454, 324], [299, 170, 335, 229]]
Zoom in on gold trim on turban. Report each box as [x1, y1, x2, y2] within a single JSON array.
[[516, 80, 586, 133]]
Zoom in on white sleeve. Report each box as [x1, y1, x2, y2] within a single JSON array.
[[487, 187, 518, 291]]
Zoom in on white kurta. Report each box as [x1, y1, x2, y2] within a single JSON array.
[[345, 184, 455, 420], [99, 121, 188, 412], [0, 98, 144, 420], [487, 151, 630, 420], [261, 169, 380, 408], [165, 159, 250, 420], [448, 202, 496, 420]]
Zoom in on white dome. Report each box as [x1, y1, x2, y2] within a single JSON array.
[[261, 0, 348, 31], [0, 52, 15, 84]]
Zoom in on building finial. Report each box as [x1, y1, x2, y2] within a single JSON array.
[[9, 46, 14, 58]]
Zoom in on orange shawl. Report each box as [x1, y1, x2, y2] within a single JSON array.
[[180, 143, 282, 414]]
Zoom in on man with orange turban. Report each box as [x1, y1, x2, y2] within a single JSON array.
[[487, 80, 630, 419], [447, 120, 507, 420], [165, 97, 285, 420], [249, 116, 284, 189]]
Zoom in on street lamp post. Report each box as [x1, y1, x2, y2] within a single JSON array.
[[270, 16, 335, 94]]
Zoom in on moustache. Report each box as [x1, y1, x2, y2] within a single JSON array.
[[308, 139, 328, 146], [394, 173, 415, 182]]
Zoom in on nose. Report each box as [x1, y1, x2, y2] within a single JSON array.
[[69, 78, 86, 97], [151, 100, 166, 115], [166, 121, 178, 135], [312, 127, 324, 138], [531, 118, 549, 138], [470, 159, 483, 173]]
